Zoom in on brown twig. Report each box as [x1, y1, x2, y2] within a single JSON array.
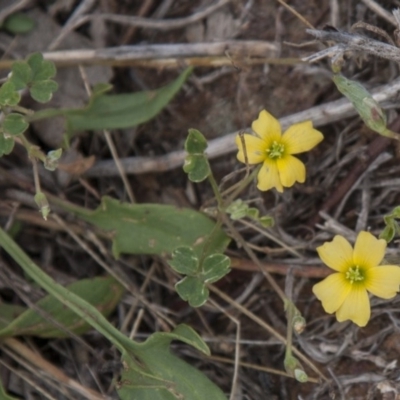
[[307, 116, 400, 228], [231, 257, 331, 278]]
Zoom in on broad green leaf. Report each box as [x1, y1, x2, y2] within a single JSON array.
[[202, 254, 230, 284], [3, 113, 29, 136], [0, 134, 15, 156], [66, 67, 192, 131], [10, 61, 32, 90], [64, 196, 229, 258], [0, 303, 26, 330], [30, 80, 58, 103], [0, 81, 20, 106], [185, 129, 208, 154], [175, 276, 209, 307], [30, 67, 192, 135], [0, 277, 124, 338], [332, 74, 399, 140], [118, 324, 226, 400], [2, 13, 35, 34], [169, 247, 199, 275], [183, 155, 210, 182]]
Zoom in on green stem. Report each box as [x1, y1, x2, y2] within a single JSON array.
[[225, 166, 260, 204], [0, 226, 132, 354]]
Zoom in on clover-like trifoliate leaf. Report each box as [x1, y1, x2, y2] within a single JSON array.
[[202, 254, 230, 284], [185, 129, 208, 154], [175, 276, 209, 307], [10, 61, 32, 90], [3, 113, 29, 136], [30, 80, 58, 103], [0, 134, 14, 156], [169, 247, 199, 275], [0, 81, 20, 106], [183, 155, 210, 182]]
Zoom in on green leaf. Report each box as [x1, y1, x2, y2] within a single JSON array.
[[30, 80, 58, 103], [175, 276, 209, 307], [2, 13, 35, 34], [202, 254, 230, 284], [10, 61, 32, 90], [118, 324, 226, 400], [332, 74, 399, 139], [50, 67, 192, 134], [27, 53, 56, 81], [3, 113, 29, 136], [0, 134, 15, 156], [0, 277, 124, 338], [64, 196, 229, 258], [259, 215, 274, 227], [169, 247, 199, 275], [0, 81, 20, 106], [183, 155, 210, 182], [0, 303, 26, 330], [380, 223, 396, 242], [185, 129, 208, 154]]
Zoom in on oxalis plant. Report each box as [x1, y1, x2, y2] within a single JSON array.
[[1, 44, 400, 399]]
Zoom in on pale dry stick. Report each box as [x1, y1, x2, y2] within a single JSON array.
[[208, 354, 318, 383], [85, 75, 400, 177], [120, 263, 156, 334], [38, 41, 279, 66], [333, 152, 392, 220], [304, 29, 400, 63], [208, 297, 241, 400], [208, 285, 328, 383], [0, 0, 32, 24], [238, 219, 303, 259], [2, 338, 106, 399], [329, 0, 339, 28], [274, 0, 314, 29], [0, 357, 58, 400], [50, 0, 233, 48], [361, 0, 396, 26], [129, 308, 145, 340], [52, 214, 175, 330], [121, 0, 155, 44], [48, 0, 97, 50], [78, 65, 136, 203]]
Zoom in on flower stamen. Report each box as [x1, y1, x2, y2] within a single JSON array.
[[267, 141, 285, 159], [345, 265, 364, 284]]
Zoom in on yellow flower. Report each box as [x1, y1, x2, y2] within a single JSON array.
[[235, 110, 323, 192], [313, 231, 400, 327]]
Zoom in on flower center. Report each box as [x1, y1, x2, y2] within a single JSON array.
[[345, 265, 365, 284], [266, 141, 285, 159]]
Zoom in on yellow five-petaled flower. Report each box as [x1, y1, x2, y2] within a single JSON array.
[[235, 110, 323, 192], [313, 231, 400, 327]]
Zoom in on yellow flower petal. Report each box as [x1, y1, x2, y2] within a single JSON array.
[[235, 134, 266, 164], [251, 110, 281, 142], [257, 158, 283, 192], [281, 121, 323, 155], [313, 273, 351, 313], [335, 285, 370, 327], [353, 231, 386, 269], [317, 235, 354, 272], [276, 155, 305, 188], [365, 265, 400, 299]]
